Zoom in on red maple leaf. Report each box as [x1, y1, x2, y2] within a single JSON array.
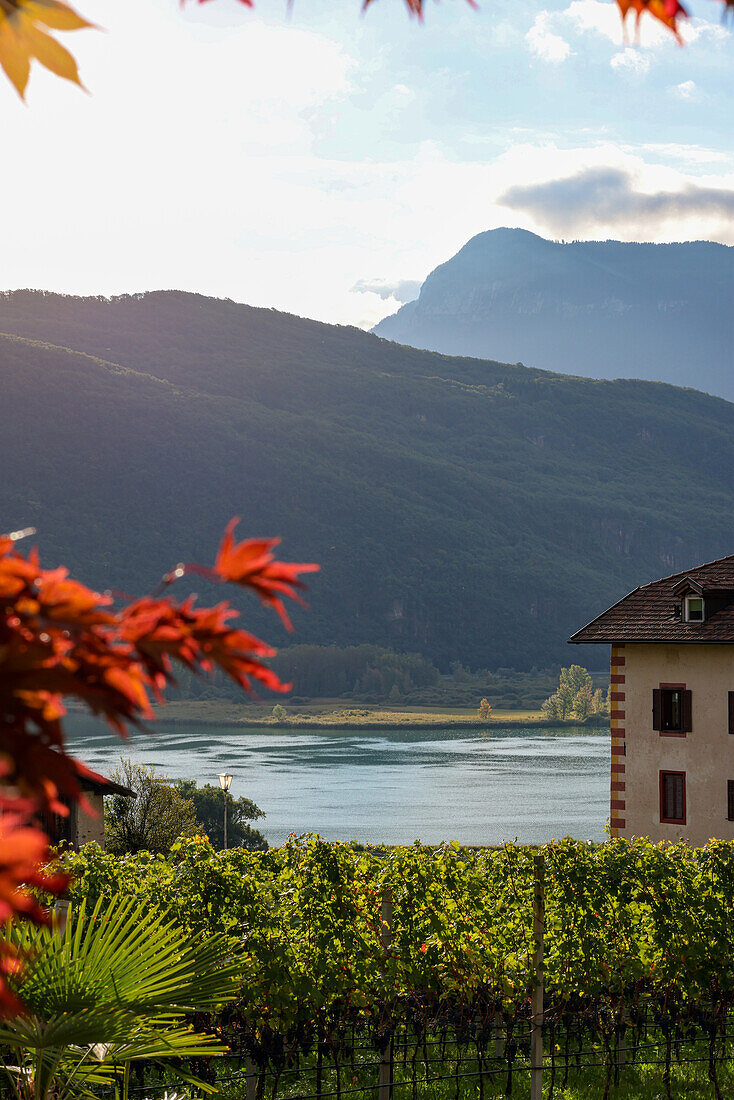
[[0, 521, 318, 1014]]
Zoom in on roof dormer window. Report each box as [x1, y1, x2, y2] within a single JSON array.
[[685, 596, 704, 623]]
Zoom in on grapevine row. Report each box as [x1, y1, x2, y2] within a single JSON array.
[[58, 836, 734, 1097]]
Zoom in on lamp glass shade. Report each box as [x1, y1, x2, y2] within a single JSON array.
[[218, 773, 233, 791]]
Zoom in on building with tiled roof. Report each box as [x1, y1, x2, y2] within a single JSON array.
[[570, 554, 734, 845], [40, 760, 136, 849]]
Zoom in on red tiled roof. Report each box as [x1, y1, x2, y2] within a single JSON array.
[[569, 554, 734, 644]]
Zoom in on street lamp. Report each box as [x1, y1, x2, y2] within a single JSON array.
[[218, 773, 233, 850]]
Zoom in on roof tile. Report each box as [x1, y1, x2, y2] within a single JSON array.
[[569, 554, 734, 644]]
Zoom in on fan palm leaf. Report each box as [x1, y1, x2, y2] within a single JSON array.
[[0, 894, 242, 1099]]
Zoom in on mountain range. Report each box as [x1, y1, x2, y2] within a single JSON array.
[[2, 288, 734, 672], [373, 228, 734, 401]]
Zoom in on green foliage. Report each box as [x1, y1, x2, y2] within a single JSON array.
[[0, 894, 241, 1100], [41, 835, 734, 1098], [542, 665, 607, 722], [3, 290, 734, 672], [105, 759, 198, 855], [271, 643, 439, 701], [174, 779, 267, 851], [271, 703, 287, 720], [275, 647, 604, 709], [60, 835, 734, 1036]]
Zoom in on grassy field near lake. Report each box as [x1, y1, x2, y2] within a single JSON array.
[[151, 698, 608, 730]]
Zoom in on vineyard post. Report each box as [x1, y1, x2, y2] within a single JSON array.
[[378, 886, 394, 1100], [617, 1017, 627, 1070], [245, 1057, 256, 1100], [531, 851, 545, 1100], [493, 1011, 504, 1059]]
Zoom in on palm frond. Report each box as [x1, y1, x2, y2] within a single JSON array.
[[0, 894, 241, 1099]]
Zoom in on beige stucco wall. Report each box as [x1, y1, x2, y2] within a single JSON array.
[[621, 644, 734, 846], [73, 791, 105, 848]]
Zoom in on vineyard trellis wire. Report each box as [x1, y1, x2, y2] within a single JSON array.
[[56, 834, 734, 1100]]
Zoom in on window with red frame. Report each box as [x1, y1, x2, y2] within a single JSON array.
[[660, 771, 686, 824], [653, 688, 691, 734]]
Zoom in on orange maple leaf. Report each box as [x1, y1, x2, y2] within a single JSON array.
[[213, 518, 320, 631], [616, 0, 688, 42], [0, 0, 93, 99]]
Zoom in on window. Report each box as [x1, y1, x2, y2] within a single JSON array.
[[729, 692, 734, 735], [652, 687, 692, 734], [660, 771, 686, 824], [728, 781, 734, 822], [685, 596, 704, 622]]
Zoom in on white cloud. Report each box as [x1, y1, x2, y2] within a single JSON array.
[[565, 0, 627, 44], [639, 143, 732, 167], [610, 48, 651, 74], [673, 79, 699, 99], [684, 17, 730, 45], [526, 13, 573, 63], [352, 278, 422, 303]]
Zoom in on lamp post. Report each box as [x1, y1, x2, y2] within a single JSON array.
[[218, 772, 233, 850]]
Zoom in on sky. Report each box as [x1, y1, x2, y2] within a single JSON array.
[[5, 0, 734, 327]]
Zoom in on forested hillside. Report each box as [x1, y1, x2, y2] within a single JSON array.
[[373, 229, 734, 400], [2, 289, 734, 671]]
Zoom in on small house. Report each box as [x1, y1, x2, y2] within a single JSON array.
[[570, 555, 734, 845], [41, 761, 135, 849]]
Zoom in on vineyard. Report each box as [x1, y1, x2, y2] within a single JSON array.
[[58, 836, 734, 1099]]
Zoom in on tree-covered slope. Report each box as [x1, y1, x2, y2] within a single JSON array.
[[2, 289, 734, 670], [373, 229, 734, 400]]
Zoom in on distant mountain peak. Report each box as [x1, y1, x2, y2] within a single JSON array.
[[373, 231, 734, 399]]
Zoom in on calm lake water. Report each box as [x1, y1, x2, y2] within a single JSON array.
[[66, 717, 610, 846]]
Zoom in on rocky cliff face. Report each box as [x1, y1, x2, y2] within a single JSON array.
[[373, 229, 734, 399]]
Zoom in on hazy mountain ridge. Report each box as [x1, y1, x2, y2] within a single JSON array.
[[3, 288, 734, 671], [373, 229, 734, 398]]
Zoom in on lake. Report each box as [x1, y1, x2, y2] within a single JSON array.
[[66, 717, 610, 846]]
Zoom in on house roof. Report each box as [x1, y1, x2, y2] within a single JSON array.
[[569, 553, 734, 645], [74, 760, 136, 798]]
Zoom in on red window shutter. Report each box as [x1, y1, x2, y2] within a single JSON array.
[[681, 690, 692, 733], [652, 689, 662, 731], [729, 692, 734, 735]]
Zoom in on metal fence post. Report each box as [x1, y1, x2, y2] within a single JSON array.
[[531, 852, 545, 1100], [378, 887, 394, 1100]]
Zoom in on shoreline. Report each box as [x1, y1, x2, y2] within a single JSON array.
[[150, 712, 610, 733]]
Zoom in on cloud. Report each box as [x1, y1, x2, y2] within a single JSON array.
[[610, 48, 651, 74], [526, 13, 573, 63], [565, 0, 627, 44], [673, 79, 699, 99], [352, 279, 422, 303], [638, 143, 732, 167], [499, 164, 734, 235]]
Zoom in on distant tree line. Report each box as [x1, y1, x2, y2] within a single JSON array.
[[165, 646, 609, 711], [270, 644, 440, 701]]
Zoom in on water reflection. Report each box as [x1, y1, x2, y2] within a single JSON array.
[[65, 716, 609, 847]]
